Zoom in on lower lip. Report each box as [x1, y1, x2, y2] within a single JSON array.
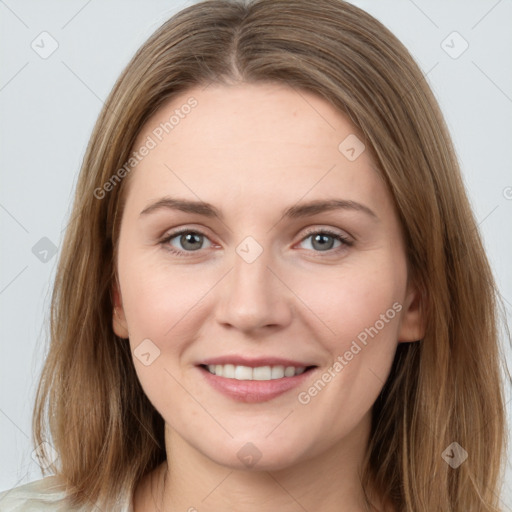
[[197, 365, 316, 403]]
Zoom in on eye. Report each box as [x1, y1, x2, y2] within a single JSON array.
[[159, 227, 352, 256], [298, 229, 352, 253], [161, 229, 213, 254]]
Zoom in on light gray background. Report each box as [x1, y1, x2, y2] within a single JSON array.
[[1, 0, 511, 507]]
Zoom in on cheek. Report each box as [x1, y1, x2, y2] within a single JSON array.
[[292, 257, 405, 424], [119, 247, 212, 342], [295, 259, 405, 348], [118, 255, 208, 415]]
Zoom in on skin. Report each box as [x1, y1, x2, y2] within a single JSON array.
[[112, 82, 424, 512]]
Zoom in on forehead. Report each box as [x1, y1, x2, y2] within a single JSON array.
[[125, 82, 387, 216]]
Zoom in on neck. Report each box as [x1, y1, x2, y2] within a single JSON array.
[[134, 410, 388, 511]]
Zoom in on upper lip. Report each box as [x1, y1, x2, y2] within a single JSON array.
[[198, 356, 317, 368]]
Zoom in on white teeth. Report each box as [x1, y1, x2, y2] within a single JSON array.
[[271, 365, 285, 379], [284, 366, 295, 377], [223, 364, 235, 378], [204, 364, 308, 380], [253, 366, 271, 380], [235, 365, 253, 380]]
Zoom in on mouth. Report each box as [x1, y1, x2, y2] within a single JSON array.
[[196, 363, 318, 403], [199, 363, 317, 380]]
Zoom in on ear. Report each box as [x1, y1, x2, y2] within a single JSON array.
[[112, 276, 129, 339], [397, 280, 425, 343]]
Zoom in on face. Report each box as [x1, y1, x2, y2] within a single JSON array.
[[112, 82, 423, 471]]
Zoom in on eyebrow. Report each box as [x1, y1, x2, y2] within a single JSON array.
[[139, 197, 378, 220]]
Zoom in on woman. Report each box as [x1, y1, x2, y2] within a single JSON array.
[[0, 0, 507, 510]]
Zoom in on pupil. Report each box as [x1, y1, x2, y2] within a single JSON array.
[[182, 233, 202, 250], [313, 234, 333, 251]]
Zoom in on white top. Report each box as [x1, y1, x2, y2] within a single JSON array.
[[0, 476, 134, 511]]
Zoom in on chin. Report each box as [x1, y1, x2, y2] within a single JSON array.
[[202, 438, 309, 472]]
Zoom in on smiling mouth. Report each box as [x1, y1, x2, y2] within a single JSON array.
[[199, 364, 317, 381]]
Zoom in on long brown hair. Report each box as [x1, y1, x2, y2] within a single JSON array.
[[32, 0, 508, 510]]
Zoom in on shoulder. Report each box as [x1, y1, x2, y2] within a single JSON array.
[[0, 476, 71, 511], [0, 476, 134, 512]]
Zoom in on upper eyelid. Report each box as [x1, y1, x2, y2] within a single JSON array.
[[162, 225, 349, 239], [163, 227, 214, 243]]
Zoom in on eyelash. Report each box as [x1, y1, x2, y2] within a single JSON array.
[[159, 227, 353, 257]]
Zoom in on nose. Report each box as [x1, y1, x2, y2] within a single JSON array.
[[214, 247, 293, 334]]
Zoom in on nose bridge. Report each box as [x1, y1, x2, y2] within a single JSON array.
[[215, 239, 292, 332]]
